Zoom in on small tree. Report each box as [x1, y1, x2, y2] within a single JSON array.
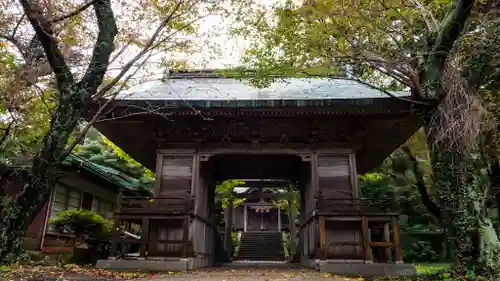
[[215, 179, 246, 259], [49, 209, 112, 252], [215, 179, 246, 208]]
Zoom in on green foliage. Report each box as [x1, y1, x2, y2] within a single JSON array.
[[404, 240, 439, 263], [415, 263, 453, 275], [215, 179, 246, 208], [272, 186, 300, 217], [74, 128, 154, 190], [49, 209, 112, 251], [359, 131, 440, 230], [231, 232, 239, 252]]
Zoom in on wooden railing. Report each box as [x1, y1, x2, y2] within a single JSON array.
[[118, 195, 192, 215], [317, 198, 398, 215], [298, 197, 403, 262]]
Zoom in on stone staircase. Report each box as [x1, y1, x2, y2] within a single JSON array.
[[236, 232, 285, 261]]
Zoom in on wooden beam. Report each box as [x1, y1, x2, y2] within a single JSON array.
[[369, 241, 393, 247], [153, 154, 164, 196], [328, 241, 361, 246], [182, 215, 190, 258], [349, 152, 359, 198], [110, 192, 123, 259], [382, 222, 393, 261], [140, 217, 150, 258], [361, 216, 373, 263], [318, 215, 326, 260], [392, 216, 403, 263]]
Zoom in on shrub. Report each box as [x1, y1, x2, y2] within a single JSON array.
[[49, 209, 112, 251], [403, 240, 439, 263]]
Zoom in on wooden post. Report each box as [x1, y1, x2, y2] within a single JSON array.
[[382, 222, 392, 262], [244, 204, 247, 232], [278, 207, 281, 232], [140, 217, 150, 259], [182, 216, 190, 258], [318, 215, 326, 260], [110, 192, 123, 259], [392, 216, 403, 263], [361, 216, 373, 263]]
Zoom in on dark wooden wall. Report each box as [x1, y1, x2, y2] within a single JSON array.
[[152, 150, 214, 263], [152, 151, 195, 256], [317, 153, 363, 259]]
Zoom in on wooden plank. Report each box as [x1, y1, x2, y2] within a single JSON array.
[[190, 152, 199, 197], [110, 193, 123, 258], [361, 216, 373, 262], [318, 215, 326, 260], [392, 216, 403, 263], [115, 238, 144, 244], [382, 222, 393, 261], [153, 154, 164, 196], [182, 216, 190, 258], [148, 239, 190, 244], [328, 241, 362, 246], [369, 241, 393, 248], [117, 214, 188, 220], [349, 153, 359, 198], [140, 217, 149, 258]]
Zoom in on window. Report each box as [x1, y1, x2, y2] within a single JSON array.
[[50, 185, 83, 219], [48, 184, 83, 232], [91, 197, 114, 220]]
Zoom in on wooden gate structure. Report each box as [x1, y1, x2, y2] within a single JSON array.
[[88, 70, 423, 271]]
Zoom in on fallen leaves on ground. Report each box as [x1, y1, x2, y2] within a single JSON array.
[[0, 264, 361, 281], [0, 264, 170, 281]]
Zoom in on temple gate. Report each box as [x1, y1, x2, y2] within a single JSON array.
[[90, 70, 422, 273]]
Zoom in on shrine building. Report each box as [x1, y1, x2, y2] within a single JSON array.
[[88, 70, 423, 275]]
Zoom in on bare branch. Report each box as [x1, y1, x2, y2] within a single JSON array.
[[65, 51, 155, 154], [401, 145, 442, 224], [409, 0, 439, 32], [19, 0, 74, 85], [51, 0, 97, 23], [0, 122, 13, 147], [91, 1, 183, 100], [95, 104, 174, 123], [12, 14, 26, 38], [343, 70, 434, 106], [0, 32, 24, 52]]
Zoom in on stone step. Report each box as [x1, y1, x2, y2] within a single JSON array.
[[235, 232, 285, 261]]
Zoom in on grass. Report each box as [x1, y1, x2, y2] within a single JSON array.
[[415, 263, 452, 275], [0, 264, 12, 271]]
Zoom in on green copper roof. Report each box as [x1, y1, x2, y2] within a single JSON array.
[[63, 154, 152, 195]]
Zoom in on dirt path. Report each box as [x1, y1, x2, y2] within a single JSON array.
[[2, 265, 359, 281], [144, 268, 358, 281]]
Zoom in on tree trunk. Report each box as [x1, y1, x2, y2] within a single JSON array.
[[427, 122, 500, 277], [0, 86, 86, 263]]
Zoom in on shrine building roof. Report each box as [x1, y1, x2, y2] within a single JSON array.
[[88, 69, 425, 173], [116, 69, 410, 107]]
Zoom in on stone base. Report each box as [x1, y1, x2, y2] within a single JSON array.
[[96, 257, 211, 272], [317, 260, 417, 277]]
